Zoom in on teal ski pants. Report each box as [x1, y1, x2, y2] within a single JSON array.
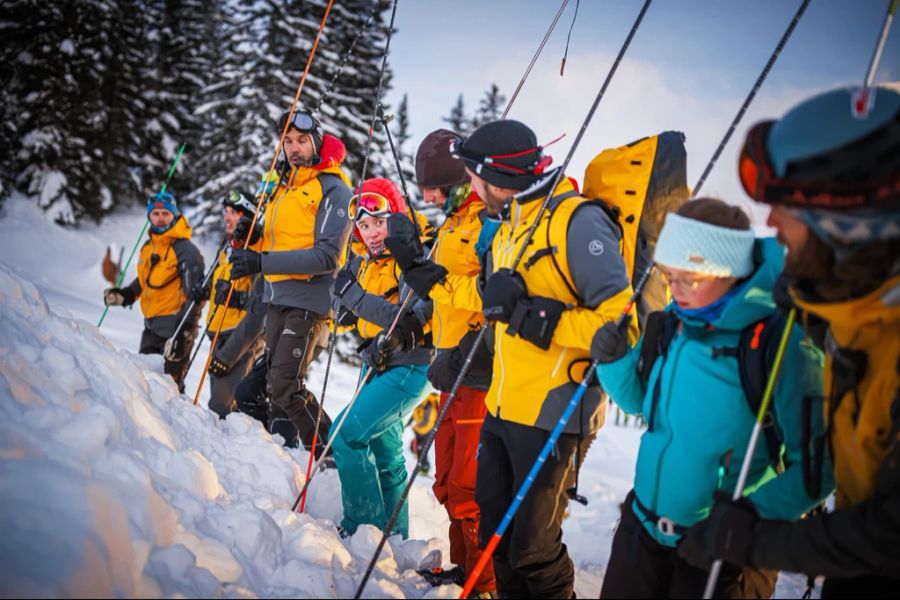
[[333, 363, 430, 538]]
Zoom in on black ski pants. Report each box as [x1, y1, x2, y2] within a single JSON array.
[[600, 490, 777, 599], [475, 412, 578, 599], [265, 305, 330, 448]]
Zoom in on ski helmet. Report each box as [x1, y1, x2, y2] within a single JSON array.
[[147, 191, 180, 233], [415, 129, 467, 188], [739, 86, 900, 212], [222, 190, 256, 219]]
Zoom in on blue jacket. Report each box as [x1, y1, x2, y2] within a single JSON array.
[[596, 238, 833, 547]]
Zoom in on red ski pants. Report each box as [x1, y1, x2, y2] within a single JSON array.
[[433, 386, 496, 593]]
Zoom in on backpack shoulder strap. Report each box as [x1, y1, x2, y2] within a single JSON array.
[[738, 309, 790, 469], [637, 309, 680, 387]]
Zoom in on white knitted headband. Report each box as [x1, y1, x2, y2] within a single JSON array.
[[654, 212, 755, 278]]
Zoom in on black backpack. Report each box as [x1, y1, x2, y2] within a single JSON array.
[[637, 308, 791, 470]]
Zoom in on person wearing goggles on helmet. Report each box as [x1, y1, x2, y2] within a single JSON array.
[[189, 190, 267, 419], [103, 192, 205, 393], [227, 108, 352, 452], [678, 86, 900, 599], [330, 177, 434, 540]]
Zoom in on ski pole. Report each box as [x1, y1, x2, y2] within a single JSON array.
[[192, 0, 335, 407], [853, 0, 897, 116], [703, 308, 797, 598], [184, 315, 214, 379], [501, 0, 571, 119], [354, 2, 654, 596], [98, 142, 186, 328], [376, 104, 424, 237], [168, 239, 229, 348], [458, 266, 654, 598], [692, 0, 810, 195], [297, 0, 402, 505], [294, 245, 437, 512]]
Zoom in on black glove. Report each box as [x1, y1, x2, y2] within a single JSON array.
[[381, 310, 426, 353], [359, 337, 388, 373], [403, 261, 448, 300], [229, 248, 262, 279], [164, 326, 194, 362], [677, 492, 760, 570], [208, 353, 232, 378], [335, 306, 358, 328], [233, 215, 262, 246], [482, 268, 527, 324], [427, 328, 493, 392], [333, 266, 359, 299], [103, 287, 136, 307], [590, 315, 633, 364], [384, 213, 424, 271], [506, 295, 566, 350], [772, 272, 795, 312], [190, 281, 210, 304]]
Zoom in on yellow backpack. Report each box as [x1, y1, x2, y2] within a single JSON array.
[[582, 131, 690, 325]]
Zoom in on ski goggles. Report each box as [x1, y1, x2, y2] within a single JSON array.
[[278, 109, 318, 134], [349, 192, 392, 221], [739, 121, 900, 210], [222, 190, 256, 215]]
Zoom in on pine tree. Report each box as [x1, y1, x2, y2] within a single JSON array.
[[473, 83, 506, 129], [0, 0, 150, 224], [442, 94, 469, 136]]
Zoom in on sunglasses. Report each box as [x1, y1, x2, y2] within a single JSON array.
[[349, 192, 391, 221]]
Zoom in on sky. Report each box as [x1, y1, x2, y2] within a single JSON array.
[[383, 0, 899, 225]]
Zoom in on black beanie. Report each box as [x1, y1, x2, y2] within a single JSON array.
[[458, 120, 542, 190], [415, 129, 467, 187]]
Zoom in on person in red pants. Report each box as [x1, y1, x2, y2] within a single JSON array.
[[384, 129, 496, 597]]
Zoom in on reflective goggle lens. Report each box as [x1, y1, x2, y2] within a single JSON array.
[[349, 192, 391, 221]]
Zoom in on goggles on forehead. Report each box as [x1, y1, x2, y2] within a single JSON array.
[[278, 110, 318, 134], [739, 121, 900, 210], [349, 192, 391, 221], [448, 134, 563, 176]]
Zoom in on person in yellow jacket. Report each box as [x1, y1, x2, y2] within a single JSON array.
[[330, 177, 434, 539], [383, 129, 497, 594], [103, 192, 204, 392], [677, 87, 900, 599], [228, 109, 352, 451], [191, 190, 266, 419], [453, 120, 638, 598]]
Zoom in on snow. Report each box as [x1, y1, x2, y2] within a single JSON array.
[[0, 197, 817, 597]]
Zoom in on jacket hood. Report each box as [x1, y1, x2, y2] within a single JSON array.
[[149, 215, 192, 242]]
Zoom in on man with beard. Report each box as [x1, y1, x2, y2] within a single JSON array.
[[228, 109, 351, 451], [677, 86, 900, 598]]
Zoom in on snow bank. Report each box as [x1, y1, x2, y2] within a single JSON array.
[[0, 263, 447, 597]]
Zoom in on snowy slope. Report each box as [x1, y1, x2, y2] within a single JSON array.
[[0, 199, 814, 597]]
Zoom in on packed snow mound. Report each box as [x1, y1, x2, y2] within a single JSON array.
[[0, 263, 450, 598]]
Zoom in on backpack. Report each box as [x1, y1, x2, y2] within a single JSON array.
[[582, 131, 690, 327], [637, 308, 791, 470]]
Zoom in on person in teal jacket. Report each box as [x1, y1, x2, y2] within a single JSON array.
[[591, 198, 833, 599]]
